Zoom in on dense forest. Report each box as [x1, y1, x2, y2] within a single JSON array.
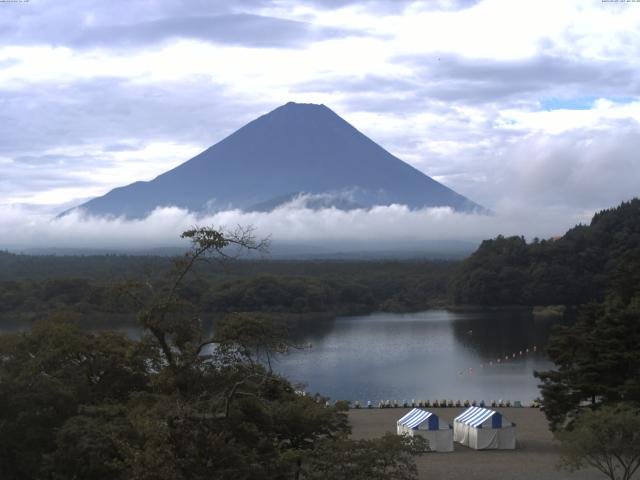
[[0, 253, 455, 328], [451, 199, 640, 306]]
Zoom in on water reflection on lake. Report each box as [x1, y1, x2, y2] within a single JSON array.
[[275, 310, 564, 404]]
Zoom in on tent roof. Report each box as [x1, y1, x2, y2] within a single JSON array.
[[397, 408, 434, 429], [454, 406, 501, 428]]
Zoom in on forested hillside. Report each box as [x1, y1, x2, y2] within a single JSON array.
[[532, 202, 640, 433], [451, 198, 640, 306], [0, 256, 455, 327]]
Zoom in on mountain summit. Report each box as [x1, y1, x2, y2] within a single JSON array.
[[72, 102, 484, 218]]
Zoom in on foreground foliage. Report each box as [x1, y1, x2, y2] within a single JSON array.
[[303, 434, 428, 480], [0, 227, 423, 480], [556, 404, 640, 480], [535, 294, 640, 430]]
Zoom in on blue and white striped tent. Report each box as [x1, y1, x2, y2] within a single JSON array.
[[397, 409, 453, 452], [453, 406, 516, 450]]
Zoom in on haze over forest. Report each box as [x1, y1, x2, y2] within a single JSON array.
[[1, 0, 639, 252]]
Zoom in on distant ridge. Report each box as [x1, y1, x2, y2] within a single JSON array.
[[69, 102, 485, 218]]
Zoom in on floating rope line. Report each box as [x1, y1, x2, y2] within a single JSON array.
[[458, 345, 539, 376]]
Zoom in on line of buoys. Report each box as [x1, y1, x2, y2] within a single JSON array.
[[458, 345, 540, 377], [346, 398, 540, 409], [297, 392, 542, 409]]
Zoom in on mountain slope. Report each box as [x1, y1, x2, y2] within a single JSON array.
[[73, 102, 483, 218]]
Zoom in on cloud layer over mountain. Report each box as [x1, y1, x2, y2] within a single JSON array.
[[1, 198, 590, 252], [0, 0, 638, 249]]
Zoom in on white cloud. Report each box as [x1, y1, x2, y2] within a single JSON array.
[[1, 141, 203, 205], [498, 99, 640, 135], [1, 0, 640, 240], [0, 199, 596, 252]]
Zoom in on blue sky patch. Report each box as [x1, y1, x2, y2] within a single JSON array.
[[540, 96, 635, 111]]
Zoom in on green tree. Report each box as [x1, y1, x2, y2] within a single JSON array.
[[48, 404, 135, 480], [535, 295, 640, 430], [0, 317, 148, 480], [301, 433, 427, 480], [451, 198, 640, 307], [556, 404, 640, 480], [1, 226, 425, 480]]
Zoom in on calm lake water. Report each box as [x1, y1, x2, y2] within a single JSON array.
[[275, 310, 564, 404], [0, 309, 565, 404]]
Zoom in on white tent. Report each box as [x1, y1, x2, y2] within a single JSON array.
[[396, 408, 454, 452], [453, 406, 516, 450]]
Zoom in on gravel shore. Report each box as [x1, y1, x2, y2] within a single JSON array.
[[349, 408, 603, 480]]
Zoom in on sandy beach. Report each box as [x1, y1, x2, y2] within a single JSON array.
[[349, 408, 604, 480]]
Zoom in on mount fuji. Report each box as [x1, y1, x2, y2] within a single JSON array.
[[70, 102, 484, 218]]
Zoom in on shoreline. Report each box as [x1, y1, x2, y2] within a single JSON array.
[[349, 408, 602, 480]]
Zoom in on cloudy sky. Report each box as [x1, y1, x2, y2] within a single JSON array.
[[1, 0, 639, 249]]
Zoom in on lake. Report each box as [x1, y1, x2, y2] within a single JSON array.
[[275, 309, 564, 404], [0, 308, 564, 404]]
